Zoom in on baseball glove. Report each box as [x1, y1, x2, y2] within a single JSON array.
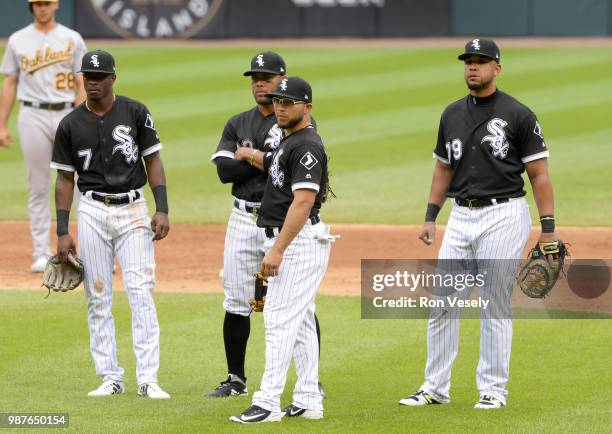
[[42, 251, 84, 296], [250, 272, 268, 312], [516, 240, 568, 298]]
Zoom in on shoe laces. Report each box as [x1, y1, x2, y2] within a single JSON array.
[[243, 405, 264, 416]]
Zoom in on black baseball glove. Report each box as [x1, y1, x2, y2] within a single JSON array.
[[516, 240, 568, 298], [250, 272, 268, 312]]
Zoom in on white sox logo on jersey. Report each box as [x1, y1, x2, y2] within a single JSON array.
[[300, 152, 318, 170], [90, 55, 100, 68], [256, 54, 265, 67], [269, 149, 285, 188], [482, 118, 510, 159], [264, 124, 283, 150], [112, 125, 139, 164]]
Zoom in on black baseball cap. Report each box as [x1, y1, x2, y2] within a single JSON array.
[[79, 50, 116, 74], [265, 76, 312, 103], [458, 38, 500, 62], [243, 51, 286, 76]]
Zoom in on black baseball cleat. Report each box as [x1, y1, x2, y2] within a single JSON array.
[[203, 374, 247, 398], [229, 405, 284, 424], [282, 404, 324, 419]]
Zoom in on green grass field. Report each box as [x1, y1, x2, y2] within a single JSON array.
[[1, 44, 612, 433], [1, 291, 611, 433], [1, 45, 612, 224]]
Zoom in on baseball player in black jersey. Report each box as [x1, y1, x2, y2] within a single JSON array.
[[230, 77, 335, 424], [400, 39, 556, 409], [206, 52, 323, 399], [51, 50, 171, 399]]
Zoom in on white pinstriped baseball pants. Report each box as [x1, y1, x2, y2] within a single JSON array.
[[252, 221, 332, 412], [78, 191, 161, 385], [421, 198, 531, 405], [222, 200, 267, 316]]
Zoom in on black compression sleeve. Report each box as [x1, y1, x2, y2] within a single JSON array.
[[215, 158, 261, 184]]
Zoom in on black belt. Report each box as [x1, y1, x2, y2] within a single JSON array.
[[90, 191, 140, 205], [234, 199, 260, 215], [22, 101, 74, 111], [264, 214, 321, 238], [455, 197, 509, 208]]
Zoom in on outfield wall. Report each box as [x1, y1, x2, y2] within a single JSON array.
[[1, 0, 612, 38]]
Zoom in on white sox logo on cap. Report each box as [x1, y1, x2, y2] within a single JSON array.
[[256, 54, 265, 67], [471, 39, 481, 50], [90, 55, 100, 68], [280, 79, 288, 91]]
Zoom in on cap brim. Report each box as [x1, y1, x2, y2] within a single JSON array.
[[458, 52, 498, 61], [264, 92, 307, 102], [243, 69, 284, 77], [79, 69, 115, 74]]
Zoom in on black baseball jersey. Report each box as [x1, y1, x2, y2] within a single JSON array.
[[257, 126, 328, 228], [211, 107, 282, 202], [211, 107, 317, 203], [51, 96, 162, 193], [434, 89, 549, 199]]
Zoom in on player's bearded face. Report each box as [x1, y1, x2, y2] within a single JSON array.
[[274, 103, 306, 129], [464, 55, 500, 91], [251, 73, 283, 105]]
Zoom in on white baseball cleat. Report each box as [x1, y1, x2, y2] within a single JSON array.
[[399, 390, 443, 406], [138, 383, 171, 399], [474, 395, 505, 409], [87, 381, 124, 397], [29, 256, 48, 273]]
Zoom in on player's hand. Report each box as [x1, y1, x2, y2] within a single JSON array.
[[261, 247, 283, 278], [235, 147, 254, 161], [151, 212, 170, 241], [538, 231, 557, 243], [419, 221, 436, 245], [0, 127, 12, 149], [57, 234, 76, 263]]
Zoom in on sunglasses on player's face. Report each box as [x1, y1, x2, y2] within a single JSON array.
[[272, 97, 305, 106]]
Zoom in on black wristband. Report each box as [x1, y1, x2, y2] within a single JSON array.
[[56, 209, 70, 236], [540, 215, 555, 233], [152, 185, 169, 214], [425, 203, 441, 222]]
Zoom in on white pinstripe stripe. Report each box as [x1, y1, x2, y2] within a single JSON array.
[[222, 205, 266, 316], [421, 198, 530, 404], [252, 221, 331, 413], [78, 194, 161, 385]]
